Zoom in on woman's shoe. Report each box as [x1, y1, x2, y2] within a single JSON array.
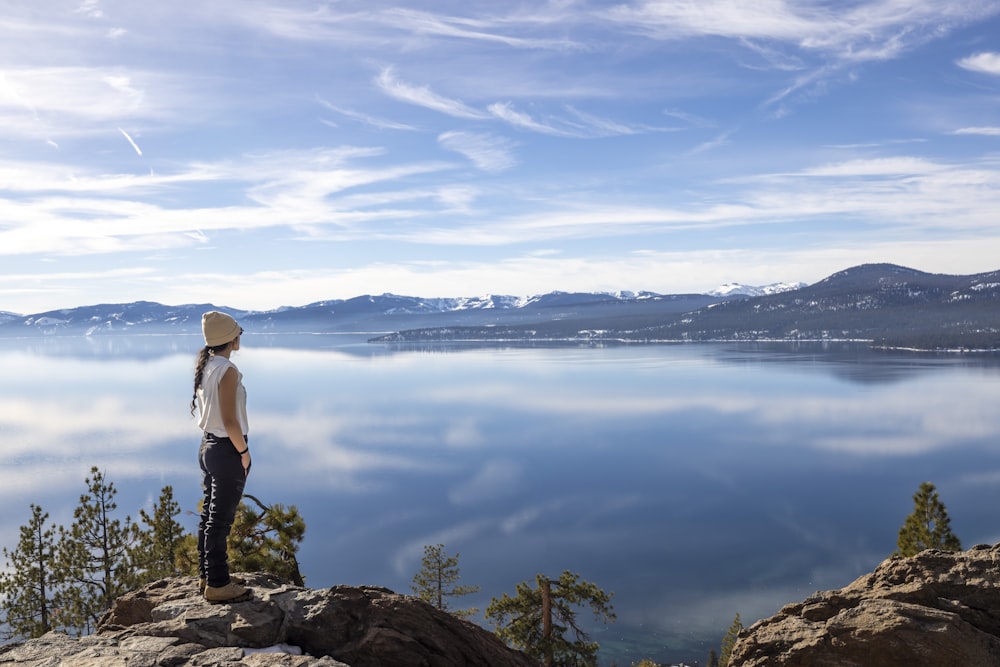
[[204, 580, 251, 604], [200, 574, 245, 594]]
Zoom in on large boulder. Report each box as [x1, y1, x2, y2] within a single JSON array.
[[0, 574, 538, 667], [731, 544, 1000, 666]]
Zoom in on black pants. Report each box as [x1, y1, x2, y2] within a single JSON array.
[[198, 433, 248, 588]]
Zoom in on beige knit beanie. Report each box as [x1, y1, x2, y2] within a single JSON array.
[[202, 311, 241, 347]]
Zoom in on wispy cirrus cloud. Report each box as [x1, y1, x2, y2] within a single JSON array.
[[117, 128, 143, 156], [488, 101, 575, 137], [957, 51, 1000, 75], [375, 66, 490, 119], [602, 0, 997, 63], [0, 158, 224, 194], [602, 0, 820, 42], [316, 96, 418, 131], [438, 131, 517, 172], [953, 126, 1000, 136], [687, 130, 734, 155], [662, 108, 716, 128], [564, 105, 653, 136], [602, 0, 1000, 112], [74, 0, 104, 19], [793, 156, 948, 177], [378, 7, 583, 51], [0, 66, 196, 141], [232, 2, 586, 51], [227, 3, 367, 43]]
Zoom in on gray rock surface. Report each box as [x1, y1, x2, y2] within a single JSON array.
[[0, 573, 538, 667], [731, 545, 1000, 666]]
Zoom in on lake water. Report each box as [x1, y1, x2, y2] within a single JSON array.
[[2, 335, 999, 665]]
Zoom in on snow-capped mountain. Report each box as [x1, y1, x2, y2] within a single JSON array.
[[708, 281, 807, 297]]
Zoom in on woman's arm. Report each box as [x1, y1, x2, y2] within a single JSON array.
[[218, 367, 251, 474]]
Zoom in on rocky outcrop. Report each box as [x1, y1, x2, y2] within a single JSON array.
[[0, 573, 538, 667], [731, 544, 1000, 666]]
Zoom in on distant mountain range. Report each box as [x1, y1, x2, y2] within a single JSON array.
[[0, 291, 728, 338], [2, 264, 998, 350], [371, 264, 1000, 351]]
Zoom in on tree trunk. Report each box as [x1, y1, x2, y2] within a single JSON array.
[[541, 577, 552, 667]]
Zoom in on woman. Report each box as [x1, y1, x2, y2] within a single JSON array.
[[191, 311, 252, 603]]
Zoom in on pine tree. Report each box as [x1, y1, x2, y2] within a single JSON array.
[[229, 494, 306, 585], [130, 485, 187, 586], [173, 533, 200, 577], [53, 467, 138, 634], [485, 570, 616, 667], [175, 494, 307, 585], [895, 481, 962, 557], [410, 543, 480, 619], [719, 613, 743, 667], [706, 648, 719, 667], [0, 504, 59, 640]]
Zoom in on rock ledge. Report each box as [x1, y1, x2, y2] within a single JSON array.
[[0, 574, 537, 667], [731, 544, 1000, 667]]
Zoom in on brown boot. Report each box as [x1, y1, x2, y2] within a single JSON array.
[[204, 580, 251, 604], [200, 575, 244, 594]]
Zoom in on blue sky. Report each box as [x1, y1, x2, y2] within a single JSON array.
[[2, 0, 1000, 313]]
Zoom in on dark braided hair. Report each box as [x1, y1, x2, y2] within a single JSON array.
[[190, 342, 233, 416]]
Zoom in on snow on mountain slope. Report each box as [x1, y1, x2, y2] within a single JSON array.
[[708, 281, 806, 298]]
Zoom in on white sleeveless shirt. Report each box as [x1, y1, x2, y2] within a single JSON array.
[[196, 355, 249, 437]]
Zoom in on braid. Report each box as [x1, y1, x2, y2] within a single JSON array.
[[191, 346, 213, 416]]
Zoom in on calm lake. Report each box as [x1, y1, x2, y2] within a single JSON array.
[[1, 335, 999, 665]]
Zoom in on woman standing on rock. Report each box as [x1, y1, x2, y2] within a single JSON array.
[[191, 311, 252, 603]]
